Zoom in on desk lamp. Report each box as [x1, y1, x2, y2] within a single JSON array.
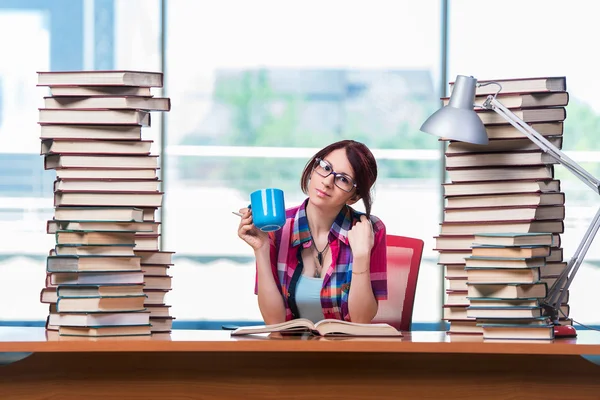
[[421, 75, 600, 338]]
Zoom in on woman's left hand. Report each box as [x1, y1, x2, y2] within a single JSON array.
[[347, 215, 374, 259]]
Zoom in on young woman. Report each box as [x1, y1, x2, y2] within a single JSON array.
[[237, 140, 387, 325]]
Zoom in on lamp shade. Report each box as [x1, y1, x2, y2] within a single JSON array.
[[420, 75, 489, 145]]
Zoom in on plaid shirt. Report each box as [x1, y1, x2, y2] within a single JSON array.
[[255, 198, 387, 322]]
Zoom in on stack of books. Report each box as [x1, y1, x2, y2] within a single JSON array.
[[435, 76, 570, 336], [37, 70, 174, 337], [465, 232, 560, 341], [134, 249, 175, 333]]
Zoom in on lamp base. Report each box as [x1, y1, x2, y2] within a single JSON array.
[[554, 324, 577, 338]]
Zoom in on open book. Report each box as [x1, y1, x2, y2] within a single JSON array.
[[231, 318, 402, 337]]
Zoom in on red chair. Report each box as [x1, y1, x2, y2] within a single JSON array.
[[372, 235, 424, 332]]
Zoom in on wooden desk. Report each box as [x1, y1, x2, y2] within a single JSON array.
[[0, 327, 599, 399]]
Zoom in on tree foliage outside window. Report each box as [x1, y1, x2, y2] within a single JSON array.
[[179, 69, 441, 194], [178, 69, 600, 196]]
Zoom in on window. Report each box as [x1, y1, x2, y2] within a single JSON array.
[[165, 0, 443, 323], [0, 0, 160, 321]]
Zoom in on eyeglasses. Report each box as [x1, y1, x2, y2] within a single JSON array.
[[313, 158, 357, 193]]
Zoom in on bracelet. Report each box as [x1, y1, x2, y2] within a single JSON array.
[[352, 269, 370, 275]]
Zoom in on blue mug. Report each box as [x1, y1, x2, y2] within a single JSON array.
[[250, 188, 286, 232]]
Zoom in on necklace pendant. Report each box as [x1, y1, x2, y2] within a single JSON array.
[[317, 252, 323, 266]]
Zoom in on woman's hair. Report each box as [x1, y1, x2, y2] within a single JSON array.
[[300, 140, 378, 217]]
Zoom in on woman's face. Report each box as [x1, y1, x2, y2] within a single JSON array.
[[308, 148, 358, 211]]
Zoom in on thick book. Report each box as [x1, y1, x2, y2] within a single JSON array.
[[55, 168, 158, 180], [57, 284, 145, 298], [37, 70, 163, 87], [41, 139, 153, 155], [438, 251, 471, 265], [541, 261, 568, 277], [440, 220, 564, 235], [477, 108, 566, 125], [465, 267, 540, 284], [144, 275, 173, 290], [445, 192, 565, 209], [443, 180, 561, 197], [442, 305, 469, 321], [40, 124, 143, 140], [449, 76, 566, 95], [39, 109, 151, 126], [53, 244, 136, 257], [45, 154, 158, 169], [446, 278, 468, 291], [445, 265, 467, 279], [435, 234, 561, 251], [467, 282, 548, 299], [55, 295, 147, 313], [435, 235, 480, 251], [46, 255, 142, 272], [140, 264, 171, 276], [40, 287, 57, 303], [54, 191, 164, 208], [54, 178, 160, 193], [47, 220, 154, 234], [44, 96, 170, 111], [55, 230, 136, 245], [441, 122, 563, 141], [469, 298, 541, 308], [446, 291, 469, 306], [443, 205, 565, 223], [445, 151, 557, 168], [465, 256, 546, 269], [134, 235, 160, 251], [58, 324, 152, 337], [447, 320, 482, 334], [150, 316, 174, 333], [144, 305, 172, 318], [49, 310, 150, 327], [446, 165, 554, 183], [446, 137, 563, 155], [471, 245, 551, 259], [473, 232, 554, 246], [467, 306, 543, 319], [134, 250, 175, 265], [143, 289, 169, 305], [442, 91, 569, 109], [54, 206, 144, 222], [48, 271, 145, 286], [49, 85, 153, 97], [481, 324, 554, 340], [231, 318, 402, 337]]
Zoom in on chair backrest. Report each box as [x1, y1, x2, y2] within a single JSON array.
[[372, 234, 424, 331]]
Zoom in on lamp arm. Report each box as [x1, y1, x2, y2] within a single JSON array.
[[545, 207, 600, 312], [486, 97, 600, 193], [485, 96, 600, 322]]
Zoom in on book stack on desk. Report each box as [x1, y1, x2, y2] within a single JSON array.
[[36, 70, 175, 337], [465, 232, 564, 340], [436, 76, 569, 335], [134, 250, 175, 332]]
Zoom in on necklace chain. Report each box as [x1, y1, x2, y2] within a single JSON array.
[[307, 223, 329, 278]]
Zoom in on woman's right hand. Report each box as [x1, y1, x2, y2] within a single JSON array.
[[237, 207, 269, 251]]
